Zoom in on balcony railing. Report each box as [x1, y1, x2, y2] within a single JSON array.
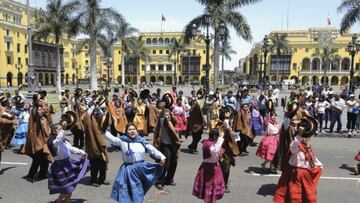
[[300, 70, 350, 74], [4, 36, 12, 42]]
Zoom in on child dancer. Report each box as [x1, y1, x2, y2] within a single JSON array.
[[193, 128, 225, 203], [48, 121, 89, 203], [11, 101, 30, 153], [256, 113, 281, 173]]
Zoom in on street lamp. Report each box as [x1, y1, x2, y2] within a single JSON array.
[[106, 57, 113, 88], [204, 12, 211, 96], [16, 63, 23, 86], [188, 23, 197, 85], [346, 34, 360, 93], [258, 56, 264, 85], [219, 23, 226, 85], [73, 61, 79, 89], [262, 35, 269, 89]]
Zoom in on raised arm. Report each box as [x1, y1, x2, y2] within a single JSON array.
[[104, 131, 124, 148], [210, 137, 224, 154], [145, 144, 166, 161], [52, 129, 66, 146]]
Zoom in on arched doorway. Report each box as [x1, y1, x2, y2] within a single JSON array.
[[301, 76, 310, 85], [140, 76, 146, 84], [51, 74, 55, 85], [7, 72, 13, 87], [302, 58, 311, 70], [38, 73, 43, 85], [17, 72, 23, 86], [271, 76, 277, 81], [341, 58, 350, 70], [312, 76, 319, 85], [125, 76, 131, 84], [340, 76, 349, 85], [281, 76, 288, 81], [193, 76, 199, 81], [331, 76, 339, 85], [65, 74, 69, 85], [45, 73, 49, 85], [312, 58, 320, 70], [117, 76, 121, 84], [158, 76, 164, 82], [331, 59, 340, 70], [72, 74, 75, 84], [321, 76, 329, 85], [166, 76, 172, 85], [290, 76, 298, 84], [132, 76, 137, 85], [353, 76, 360, 87], [61, 73, 64, 84], [150, 76, 156, 83], [178, 76, 182, 84]]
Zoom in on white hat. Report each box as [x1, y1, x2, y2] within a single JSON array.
[[349, 94, 355, 97], [209, 91, 214, 95], [60, 90, 65, 93]]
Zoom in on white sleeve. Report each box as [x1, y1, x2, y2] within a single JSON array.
[[53, 129, 65, 146], [68, 143, 85, 155], [87, 105, 95, 116], [145, 144, 166, 160], [289, 135, 302, 154], [104, 131, 124, 148], [210, 137, 224, 154]]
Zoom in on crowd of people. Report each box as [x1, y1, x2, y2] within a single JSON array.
[[0, 84, 358, 203]]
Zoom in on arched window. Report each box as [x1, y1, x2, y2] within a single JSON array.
[[152, 38, 158, 44], [146, 38, 152, 44]]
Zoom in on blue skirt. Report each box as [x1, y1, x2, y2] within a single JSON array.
[[111, 161, 163, 203], [11, 122, 28, 145], [48, 157, 90, 194], [250, 117, 263, 136]]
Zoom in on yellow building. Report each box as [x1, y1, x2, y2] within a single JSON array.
[[113, 32, 213, 85], [243, 27, 360, 86]]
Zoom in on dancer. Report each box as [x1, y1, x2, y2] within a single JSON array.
[[172, 97, 187, 138], [256, 113, 281, 173], [154, 109, 181, 190], [11, 100, 30, 153], [273, 116, 323, 203], [233, 104, 253, 155], [193, 128, 225, 203], [187, 100, 206, 154], [133, 98, 147, 136], [48, 121, 89, 203], [103, 123, 166, 203]]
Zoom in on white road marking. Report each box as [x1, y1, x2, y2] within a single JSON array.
[[1, 161, 29, 165], [249, 171, 360, 181]]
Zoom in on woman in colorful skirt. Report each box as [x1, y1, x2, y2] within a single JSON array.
[[172, 97, 187, 138], [103, 123, 166, 203], [193, 128, 225, 203], [48, 122, 89, 203], [11, 101, 30, 152], [250, 102, 263, 138], [256, 113, 281, 173]]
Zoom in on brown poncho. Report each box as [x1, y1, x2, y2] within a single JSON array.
[[187, 103, 205, 133], [108, 103, 127, 134], [0, 108, 15, 152], [153, 114, 181, 151], [82, 112, 109, 162], [233, 109, 253, 139]]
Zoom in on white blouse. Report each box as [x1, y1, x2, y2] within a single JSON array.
[[288, 135, 323, 169], [52, 129, 85, 161], [104, 131, 166, 163], [203, 137, 224, 164]]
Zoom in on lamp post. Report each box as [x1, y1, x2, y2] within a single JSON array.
[[346, 34, 360, 93], [219, 23, 226, 85], [16, 63, 23, 86], [258, 56, 264, 85], [262, 35, 269, 89], [106, 57, 113, 88]]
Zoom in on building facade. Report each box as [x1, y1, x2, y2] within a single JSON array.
[[113, 32, 213, 86], [243, 27, 360, 86]]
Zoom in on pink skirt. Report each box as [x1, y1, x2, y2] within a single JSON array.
[[256, 134, 279, 161], [193, 162, 225, 203], [174, 114, 187, 131]]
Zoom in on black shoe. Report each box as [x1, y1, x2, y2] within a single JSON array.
[[24, 175, 35, 183], [165, 181, 176, 186], [36, 175, 48, 181], [155, 184, 164, 190], [243, 150, 249, 154], [224, 188, 231, 193], [336, 131, 342, 134], [99, 180, 110, 185], [189, 149, 198, 154], [90, 182, 100, 187]]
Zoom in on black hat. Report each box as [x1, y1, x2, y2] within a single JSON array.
[[94, 95, 107, 107], [74, 88, 83, 97], [266, 99, 274, 112], [60, 111, 77, 130], [299, 115, 318, 138], [161, 92, 174, 109], [128, 88, 138, 98], [140, 89, 150, 100], [287, 102, 299, 118]]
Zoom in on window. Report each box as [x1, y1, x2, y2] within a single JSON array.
[[17, 43, 20, 52], [6, 30, 9, 36], [166, 65, 172, 71], [85, 53, 88, 57], [305, 48, 309, 53], [18, 57, 21, 65], [158, 65, 164, 71], [85, 45, 88, 49], [356, 63, 360, 71], [85, 60, 89, 65], [166, 50, 169, 54], [293, 48, 297, 53], [118, 64, 121, 71], [25, 44, 28, 54], [142, 65, 145, 71], [118, 50, 121, 54], [193, 50, 196, 55], [203, 50, 206, 54], [17, 32, 20, 37], [150, 64, 156, 71], [292, 63, 297, 70], [152, 50, 156, 54], [7, 42, 11, 51], [26, 58, 28, 65], [7, 56, 11, 64], [159, 50, 163, 54]]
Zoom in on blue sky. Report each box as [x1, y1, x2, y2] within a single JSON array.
[[26, 0, 360, 70]]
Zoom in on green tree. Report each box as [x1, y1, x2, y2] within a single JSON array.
[[220, 40, 237, 84], [168, 38, 185, 85], [34, 0, 80, 93], [128, 37, 149, 86], [269, 33, 289, 82], [338, 0, 360, 34], [184, 0, 261, 90], [76, 0, 124, 90]]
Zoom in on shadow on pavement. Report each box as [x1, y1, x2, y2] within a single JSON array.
[[256, 183, 277, 197], [0, 166, 16, 174], [69, 198, 87, 203], [78, 176, 91, 186], [244, 166, 269, 175], [339, 164, 354, 173]]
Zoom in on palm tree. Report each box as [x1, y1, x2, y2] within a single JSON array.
[[338, 0, 360, 34], [128, 37, 149, 86], [168, 38, 185, 85], [184, 0, 261, 90], [220, 40, 237, 85], [76, 0, 124, 90], [33, 0, 80, 93], [114, 23, 138, 86], [269, 33, 289, 82]]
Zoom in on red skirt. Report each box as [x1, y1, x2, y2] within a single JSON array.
[[273, 166, 323, 203], [256, 134, 279, 161], [174, 114, 187, 131], [193, 162, 225, 203]]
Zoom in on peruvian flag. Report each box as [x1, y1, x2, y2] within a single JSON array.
[[162, 14, 166, 22]]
